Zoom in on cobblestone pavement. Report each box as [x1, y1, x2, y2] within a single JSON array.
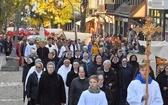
[[0, 68, 23, 105]]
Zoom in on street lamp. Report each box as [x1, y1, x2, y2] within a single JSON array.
[[48, 0, 77, 40], [67, 0, 78, 41]]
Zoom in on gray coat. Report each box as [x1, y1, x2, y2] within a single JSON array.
[[69, 77, 89, 105]]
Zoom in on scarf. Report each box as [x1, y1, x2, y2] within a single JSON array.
[[88, 86, 101, 93], [135, 73, 152, 84], [35, 71, 43, 82], [82, 59, 90, 63]]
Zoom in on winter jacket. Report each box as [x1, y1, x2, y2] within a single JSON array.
[[69, 77, 89, 105], [36, 71, 66, 105]]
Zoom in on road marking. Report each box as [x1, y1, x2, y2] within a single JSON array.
[[0, 82, 22, 87], [0, 98, 23, 102]]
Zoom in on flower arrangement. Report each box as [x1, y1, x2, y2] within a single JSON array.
[[35, 37, 48, 45]]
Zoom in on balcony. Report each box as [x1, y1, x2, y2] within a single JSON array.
[[105, 4, 120, 13]]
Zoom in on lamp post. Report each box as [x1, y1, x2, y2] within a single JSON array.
[[67, 0, 77, 41], [10, 0, 25, 57], [134, 0, 162, 104]]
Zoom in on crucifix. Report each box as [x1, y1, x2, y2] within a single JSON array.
[[134, 5, 162, 105]]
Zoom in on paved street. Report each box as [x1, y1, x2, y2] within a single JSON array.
[[0, 68, 23, 105]]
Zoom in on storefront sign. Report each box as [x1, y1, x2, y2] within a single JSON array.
[[148, 0, 168, 9]]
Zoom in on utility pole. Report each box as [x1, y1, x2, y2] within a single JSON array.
[[68, 0, 77, 41]]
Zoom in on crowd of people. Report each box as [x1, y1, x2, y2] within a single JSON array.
[[0, 33, 167, 105]]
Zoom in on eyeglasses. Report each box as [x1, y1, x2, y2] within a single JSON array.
[[36, 66, 41, 68]]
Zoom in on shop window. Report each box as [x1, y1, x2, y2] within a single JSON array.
[[150, 10, 153, 17], [157, 11, 160, 17]]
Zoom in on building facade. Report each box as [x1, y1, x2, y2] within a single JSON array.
[[148, 0, 168, 41]]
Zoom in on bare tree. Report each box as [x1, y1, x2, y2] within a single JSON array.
[[79, 0, 88, 32]]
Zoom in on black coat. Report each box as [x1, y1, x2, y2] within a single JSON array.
[[4, 40, 12, 56], [111, 62, 120, 88], [99, 53, 107, 62], [91, 63, 102, 75], [79, 60, 89, 77], [119, 64, 133, 89], [119, 64, 133, 105], [37, 47, 49, 61], [66, 70, 78, 87], [69, 77, 89, 105], [103, 68, 116, 91], [128, 61, 139, 74], [43, 58, 55, 68], [100, 85, 113, 105], [20, 43, 27, 56], [36, 71, 66, 105], [26, 71, 40, 99], [156, 71, 168, 105], [128, 55, 139, 74]]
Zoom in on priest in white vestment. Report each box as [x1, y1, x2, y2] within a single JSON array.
[[127, 64, 163, 105]]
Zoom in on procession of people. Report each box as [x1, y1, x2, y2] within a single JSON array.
[[0, 32, 167, 105]]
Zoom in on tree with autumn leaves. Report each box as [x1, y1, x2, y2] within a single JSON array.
[[29, 0, 79, 28], [0, 0, 24, 33], [0, 0, 88, 33]]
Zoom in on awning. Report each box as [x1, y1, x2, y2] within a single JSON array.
[[76, 17, 94, 26], [130, 1, 146, 18]]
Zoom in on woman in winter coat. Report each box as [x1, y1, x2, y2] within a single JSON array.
[[111, 56, 120, 105], [26, 62, 43, 105], [77, 75, 108, 105], [66, 61, 79, 88], [91, 54, 102, 75], [69, 66, 89, 105], [128, 55, 139, 75], [36, 62, 66, 105], [156, 64, 168, 105], [98, 75, 113, 105]]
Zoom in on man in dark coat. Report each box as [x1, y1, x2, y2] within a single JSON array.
[[73, 50, 82, 62], [99, 47, 107, 62], [105, 37, 112, 54], [4, 36, 12, 56], [20, 39, 27, 64], [37, 42, 49, 61]]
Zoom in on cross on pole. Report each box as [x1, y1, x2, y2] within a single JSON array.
[[134, 15, 162, 105]]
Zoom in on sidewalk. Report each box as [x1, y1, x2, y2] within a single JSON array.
[[0, 53, 6, 71]]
